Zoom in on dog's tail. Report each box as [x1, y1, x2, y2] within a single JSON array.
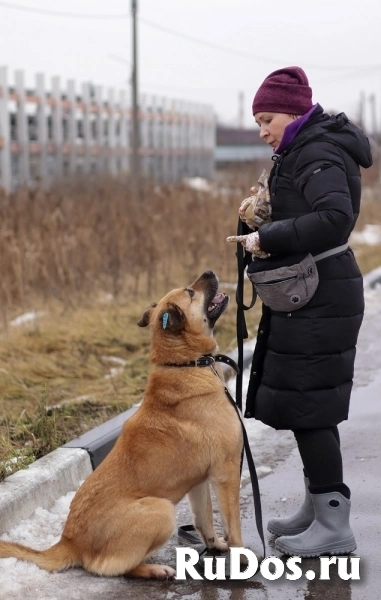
[[0, 538, 78, 572]]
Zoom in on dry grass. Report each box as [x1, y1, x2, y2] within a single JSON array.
[[0, 176, 249, 326], [0, 171, 262, 479], [0, 164, 380, 479], [353, 243, 381, 274], [351, 187, 381, 273], [0, 295, 261, 480]]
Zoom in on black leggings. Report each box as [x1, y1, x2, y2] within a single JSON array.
[[293, 426, 343, 486]]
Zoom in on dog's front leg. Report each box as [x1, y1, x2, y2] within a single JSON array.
[[211, 464, 244, 549], [187, 481, 228, 551]]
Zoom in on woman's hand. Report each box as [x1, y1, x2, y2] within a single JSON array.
[[238, 169, 272, 230], [239, 188, 258, 222], [226, 232, 261, 253], [226, 231, 270, 258]]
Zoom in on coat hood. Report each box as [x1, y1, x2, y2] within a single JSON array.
[[323, 113, 373, 169], [287, 110, 373, 169]]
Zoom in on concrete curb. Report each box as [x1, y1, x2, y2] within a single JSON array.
[[0, 448, 92, 535], [1, 262, 378, 536], [64, 405, 140, 469]]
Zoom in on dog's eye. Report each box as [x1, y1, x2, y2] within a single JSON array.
[[185, 288, 195, 298]]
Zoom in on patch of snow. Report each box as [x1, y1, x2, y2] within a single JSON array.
[[100, 357, 128, 380], [350, 224, 381, 246], [256, 466, 272, 477], [0, 490, 75, 598], [104, 367, 124, 380], [97, 293, 114, 304], [101, 356, 127, 366], [46, 395, 92, 412], [182, 177, 212, 192], [1, 456, 23, 475], [10, 311, 45, 327], [364, 265, 381, 293]]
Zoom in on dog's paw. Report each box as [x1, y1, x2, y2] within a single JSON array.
[[149, 564, 176, 580], [207, 536, 229, 552], [128, 563, 176, 580]]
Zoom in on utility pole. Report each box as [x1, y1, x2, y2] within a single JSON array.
[[369, 93, 377, 135], [358, 91, 366, 131], [238, 91, 244, 129], [131, 0, 140, 200], [367, 91, 381, 187]]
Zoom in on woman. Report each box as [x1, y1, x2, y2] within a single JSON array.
[[231, 66, 372, 557]]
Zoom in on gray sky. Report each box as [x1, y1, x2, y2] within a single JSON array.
[[0, 0, 380, 129]]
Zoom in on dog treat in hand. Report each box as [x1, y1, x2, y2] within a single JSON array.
[[239, 168, 272, 230]]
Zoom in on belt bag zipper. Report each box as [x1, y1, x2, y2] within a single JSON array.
[[255, 275, 298, 285]]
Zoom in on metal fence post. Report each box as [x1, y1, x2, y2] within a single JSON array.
[[51, 76, 63, 179], [95, 85, 104, 175], [67, 79, 77, 177], [0, 66, 11, 193], [119, 89, 128, 174], [107, 88, 117, 177], [36, 72, 48, 188], [15, 69, 30, 186], [81, 82, 91, 175]]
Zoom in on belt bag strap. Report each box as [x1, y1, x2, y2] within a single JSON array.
[[313, 243, 348, 263]]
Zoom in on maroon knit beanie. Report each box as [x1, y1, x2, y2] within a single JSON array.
[[252, 66, 313, 115]]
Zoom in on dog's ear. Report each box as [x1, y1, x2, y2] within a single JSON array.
[[159, 304, 184, 334], [137, 302, 157, 327]]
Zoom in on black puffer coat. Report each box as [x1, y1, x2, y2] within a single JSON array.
[[244, 107, 373, 430]]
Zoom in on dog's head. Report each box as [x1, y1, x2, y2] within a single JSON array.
[[138, 270, 229, 364]]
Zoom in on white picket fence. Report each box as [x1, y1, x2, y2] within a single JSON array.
[[0, 67, 216, 193]]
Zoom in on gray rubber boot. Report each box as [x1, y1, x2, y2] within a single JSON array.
[[275, 490, 357, 557], [267, 477, 314, 536]]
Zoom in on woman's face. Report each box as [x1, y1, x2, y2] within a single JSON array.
[[254, 112, 298, 150]]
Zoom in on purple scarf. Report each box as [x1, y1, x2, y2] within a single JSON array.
[[275, 103, 319, 155]]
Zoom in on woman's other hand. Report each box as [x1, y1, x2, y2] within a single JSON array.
[[226, 232, 260, 253]]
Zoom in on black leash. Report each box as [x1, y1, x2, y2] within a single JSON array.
[[214, 368, 266, 560], [177, 353, 266, 560], [235, 218, 257, 411]]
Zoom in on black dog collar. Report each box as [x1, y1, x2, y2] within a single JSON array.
[[164, 354, 240, 374]]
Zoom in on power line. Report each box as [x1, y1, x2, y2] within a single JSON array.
[[1, 1, 381, 76], [108, 53, 132, 67], [109, 51, 381, 90], [140, 16, 381, 73], [316, 65, 381, 84], [0, 1, 129, 18]]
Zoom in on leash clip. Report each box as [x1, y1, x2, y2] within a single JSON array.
[[195, 355, 215, 367]]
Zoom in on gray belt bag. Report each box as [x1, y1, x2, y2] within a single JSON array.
[[246, 244, 348, 312]]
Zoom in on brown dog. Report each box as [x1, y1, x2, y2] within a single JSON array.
[[0, 270, 246, 579]]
